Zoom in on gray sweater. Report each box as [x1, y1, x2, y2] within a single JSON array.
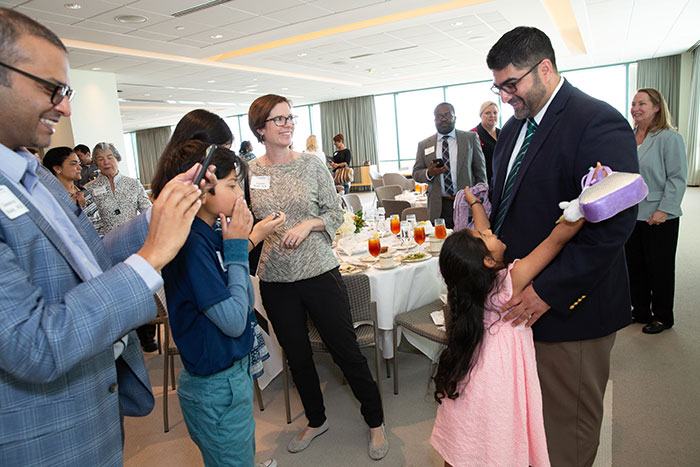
[[248, 153, 343, 282]]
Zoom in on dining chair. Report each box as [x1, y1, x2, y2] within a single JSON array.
[[343, 193, 363, 214], [375, 184, 403, 206], [383, 173, 414, 191], [156, 288, 265, 432], [369, 166, 384, 190], [392, 299, 447, 394], [401, 206, 429, 222], [382, 199, 411, 218], [281, 273, 383, 423]]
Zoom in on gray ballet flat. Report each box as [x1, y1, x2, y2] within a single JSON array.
[[368, 424, 389, 460], [287, 420, 329, 453]]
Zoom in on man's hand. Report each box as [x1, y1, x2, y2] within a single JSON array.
[[427, 160, 448, 178], [501, 283, 550, 327], [220, 197, 253, 241], [137, 165, 203, 271]]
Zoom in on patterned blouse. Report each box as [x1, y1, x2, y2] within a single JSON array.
[[248, 153, 343, 283], [85, 173, 151, 235]]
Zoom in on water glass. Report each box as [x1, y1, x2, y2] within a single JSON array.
[[406, 214, 417, 229], [376, 213, 386, 234]]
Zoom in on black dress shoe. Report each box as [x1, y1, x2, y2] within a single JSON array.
[[642, 321, 670, 334], [141, 339, 159, 352]]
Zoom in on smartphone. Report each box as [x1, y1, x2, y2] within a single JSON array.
[[432, 158, 445, 168], [272, 212, 281, 219], [194, 144, 217, 186]]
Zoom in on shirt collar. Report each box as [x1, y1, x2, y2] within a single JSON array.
[[437, 128, 457, 140], [532, 76, 565, 125], [0, 144, 39, 188]]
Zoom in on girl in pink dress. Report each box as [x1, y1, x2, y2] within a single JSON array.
[[431, 189, 584, 467]]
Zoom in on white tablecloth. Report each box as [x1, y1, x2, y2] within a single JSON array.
[[395, 191, 427, 207]]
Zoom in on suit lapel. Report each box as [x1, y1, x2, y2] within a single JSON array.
[[636, 130, 657, 164], [456, 131, 468, 175]]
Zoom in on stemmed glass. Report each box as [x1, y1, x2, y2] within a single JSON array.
[[389, 214, 401, 237], [400, 220, 410, 247], [376, 213, 386, 236], [368, 235, 381, 262], [434, 218, 447, 240], [414, 225, 426, 246]]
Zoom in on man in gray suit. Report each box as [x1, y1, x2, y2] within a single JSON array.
[[0, 8, 207, 465], [412, 102, 487, 228]]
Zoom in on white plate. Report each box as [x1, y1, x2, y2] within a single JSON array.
[[360, 255, 379, 262], [374, 260, 401, 270], [338, 263, 368, 274], [394, 242, 417, 250], [399, 253, 431, 263]]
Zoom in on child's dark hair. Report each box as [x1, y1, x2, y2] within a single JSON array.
[[150, 140, 247, 199], [434, 229, 504, 403]]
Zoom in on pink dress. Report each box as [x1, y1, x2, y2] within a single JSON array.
[[430, 263, 550, 467]]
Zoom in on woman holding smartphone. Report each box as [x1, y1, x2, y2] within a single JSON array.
[[246, 94, 388, 460]]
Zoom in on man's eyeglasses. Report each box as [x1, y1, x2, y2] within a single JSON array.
[[490, 60, 543, 96], [0, 60, 75, 105], [264, 115, 298, 127]]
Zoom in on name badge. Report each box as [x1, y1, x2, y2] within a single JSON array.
[[424, 146, 435, 156], [92, 186, 108, 196], [250, 176, 270, 190], [0, 185, 29, 219]]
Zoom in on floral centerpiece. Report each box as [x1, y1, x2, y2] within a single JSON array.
[[336, 211, 356, 236], [353, 209, 366, 233]]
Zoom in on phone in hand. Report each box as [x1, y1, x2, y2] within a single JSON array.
[[272, 211, 281, 219], [432, 158, 445, 168], [194, 144, 217, 186]]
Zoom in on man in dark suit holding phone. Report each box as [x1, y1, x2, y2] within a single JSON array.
[[412, 102, 487, 228], [486, 27, 637, 466]]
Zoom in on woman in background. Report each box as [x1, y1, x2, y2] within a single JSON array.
[[330, 133, 352, 194], [625, 88, 687, 334], [470, 101, 500, 183], [86, 142, 154, 351], [239, 141, 256, 163], [42, 146, 101, 232], [305, 134, 325, 164]]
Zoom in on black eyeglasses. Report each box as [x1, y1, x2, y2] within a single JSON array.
[[490, 60, 543, 96], [264, 115, 297, 127], [0, 60, 75, 105], [434, 112, 455, 121]]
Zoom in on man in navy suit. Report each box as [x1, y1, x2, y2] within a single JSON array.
[[486, 27, 638, 466], [0, 8, 207, 465]]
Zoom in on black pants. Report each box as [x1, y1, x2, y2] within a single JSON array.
[[440, 197, 455, 229], [624, 218, 680, 326], [136, 324, 156, 344], [260, 268, 383, 428]]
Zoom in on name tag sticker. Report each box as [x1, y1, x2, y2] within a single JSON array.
[[0, 185, 29, 219], [250, 176, 270, 190], [424, 146, 435, 156], [92, 186, 108, 196]]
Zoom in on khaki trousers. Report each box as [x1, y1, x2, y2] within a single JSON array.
[[535, 333, 616, 467]]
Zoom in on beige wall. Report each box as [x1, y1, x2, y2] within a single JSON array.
[[51, 69, 137, 178]]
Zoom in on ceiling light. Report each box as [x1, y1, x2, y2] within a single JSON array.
[[366, 68, 375, 73], [281, 87, 289, 91], [166, 100, 177, 104], [207, 80, 216, 83], [210, 34, 223, 39], [144, 93, 150, 97], [450, 21, 463, 27], [64, 3, 81, 9], [175, 26, 185, 30], [115, 15, 148, 24], [467, 35, 486, 42], [91, 67, 101, 71], [297, 52, 307, 57], [245, 84, 258, 88]]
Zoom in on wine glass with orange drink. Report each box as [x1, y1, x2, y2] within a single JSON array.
[[368, 235, 381, 261], [434, 218, 447, 240]]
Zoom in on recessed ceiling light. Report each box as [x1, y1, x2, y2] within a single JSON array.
[[144, 93, 150, 97], [64, 3, 81, 10], [297, 52, 307, 57], [207, 80, 216, 83], [115, 15, 147, 24], [91, 67, 101, 71], [467, 35, 486, 42], [366, 68, 375, 73], [245, 84, 258, 88], [210, 34, 223, 39], [450, 21, 463, 27], [175, 26, 185, 30], [281, 87, 288, 91]]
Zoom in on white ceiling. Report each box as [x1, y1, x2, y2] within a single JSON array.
[[4, 0, 698, 131]]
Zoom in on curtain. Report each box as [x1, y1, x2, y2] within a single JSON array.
[[134, 126, 171, 185], [687, 45, 700, 186], [320, 96, 378, 188], [637, 55, 681, 126]]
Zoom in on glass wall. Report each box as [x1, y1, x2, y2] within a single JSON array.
[[373, 62, 636, 173]]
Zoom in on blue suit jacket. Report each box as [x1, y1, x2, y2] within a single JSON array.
[[490, 80, 639, 342], [0, 165, 155, 466]]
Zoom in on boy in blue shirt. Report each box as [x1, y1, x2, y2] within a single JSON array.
[[159, 140, 277, 467]]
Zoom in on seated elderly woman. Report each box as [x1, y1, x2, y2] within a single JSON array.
[[85, 142, 156, 351], [42, 146, 101, 231]]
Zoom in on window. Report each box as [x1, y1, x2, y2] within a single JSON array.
[[395, 87, 444, 170], [562, 65, 628, 119], [445, 81, 497, 129], [374, 94, 399, 172], [122, 132, 139, 180]]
